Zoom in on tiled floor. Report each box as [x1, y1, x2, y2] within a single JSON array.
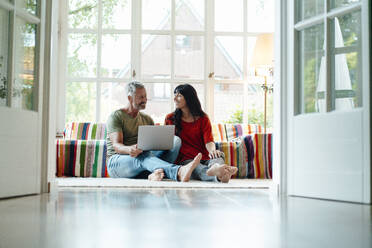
[[0, 188, 371, 248]]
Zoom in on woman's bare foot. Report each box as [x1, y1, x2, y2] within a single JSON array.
[[148, 169, 164, 181], [219, 166, 238, 183], [206, 163, 227, 177], [207, 164, 238, 183], [177, 153, 202, 182]]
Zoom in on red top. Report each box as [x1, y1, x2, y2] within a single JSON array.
[[165, 113, 214, 163]]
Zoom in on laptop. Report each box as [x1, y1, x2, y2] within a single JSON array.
[[137, 125, 175, 151]]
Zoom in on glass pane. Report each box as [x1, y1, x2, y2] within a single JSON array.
[[214, 84, 244, 123], [141, 35, 171, 79], [101, 34, 131, 78], [333, 12, 361, 48], [334, 52, 361, 110], [68, 0, 98, 29], [296, 0, 323, 21], [67, 33, 97, 77], [142, 0, 171, 30], [247, 36, 258, 69], [214, 36, 243, 80], [298, 24, 324, 114], [175, 0, 204, 31], [142, 83, 171, 124], [0, 9, 9, 107], [331, 0, 360, 9], [66, 82, 96, 123], [13, 19, 36, 111], [175, 35, 204, 79], [102, 0, 131, 29], [215, 0, 243, 32], [247, 0, 274, 33], [100, 82, 128, 123], [19, 0, 38, 15], [246, 83, 273, 130]]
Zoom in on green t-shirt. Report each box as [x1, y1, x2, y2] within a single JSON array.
[[106, 109, 154, 158]]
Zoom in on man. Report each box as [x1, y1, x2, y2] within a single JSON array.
[[106, 81, 201, 181]]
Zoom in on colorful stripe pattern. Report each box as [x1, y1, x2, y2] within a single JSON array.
[[243, 124, 263, 135], [56, 139, 108, 177], [212, 124, 263, 142], [64, 122, 107, 140], [215, 133, 272, 179]]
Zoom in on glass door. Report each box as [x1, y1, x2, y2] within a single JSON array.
[[0, 0, 44, 198], [287, 0, 370, 203]]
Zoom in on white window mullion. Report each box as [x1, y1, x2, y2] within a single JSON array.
[[132, 0, 141, 81], [68, 28, 97, 34], [205, 0, 214, 121], [171, 0, 175, 82], [57, 0, 69, 130], [170, 0, 175, 109], [243, 0, 248, 124], [96, 0, 103, 122]]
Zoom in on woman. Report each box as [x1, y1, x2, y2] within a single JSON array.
[[165, 84, 237, 183]]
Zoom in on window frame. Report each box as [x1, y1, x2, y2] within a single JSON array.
[[294, 1, 362, 114], [58, 0, 275, 127], [0, 0, 42, 111]]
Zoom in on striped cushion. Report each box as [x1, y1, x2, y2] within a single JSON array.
[[244, 124, 263, 134], [64, 122, 107, 140], [56, 139, 108, 177], [212, 123, 263, 142], [251, 133, 272, 179], [216, 140, 248, 179], [215, 133, 272, 179], [211, 123, 226, 142], [225, 124, 244, 141]]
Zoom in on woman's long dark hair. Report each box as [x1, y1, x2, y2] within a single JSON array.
[[172, 84, 206, 135]]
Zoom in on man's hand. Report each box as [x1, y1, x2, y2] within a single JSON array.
[[129, 144, 143, 158], [209, 149, 223, 159]]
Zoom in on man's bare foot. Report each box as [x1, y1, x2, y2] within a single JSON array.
[[207, 164, 238, 183], [148, 169, 164, 181], [177, 153, 202, 182]]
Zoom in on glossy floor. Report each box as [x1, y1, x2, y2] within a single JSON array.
[[0, 188, 371, 248]]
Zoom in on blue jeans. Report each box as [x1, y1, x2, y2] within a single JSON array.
[[180, 153, 225, 182], [107, 136, 181, 181]]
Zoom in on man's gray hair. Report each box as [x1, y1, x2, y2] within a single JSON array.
[[126, 81, 145, 96]]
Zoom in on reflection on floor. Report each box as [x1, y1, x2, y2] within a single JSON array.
[[56, 178, 274, 189], [0, 188, 371, 248]]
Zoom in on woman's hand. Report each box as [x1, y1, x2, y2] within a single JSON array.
[[209, 149, 223, 159]]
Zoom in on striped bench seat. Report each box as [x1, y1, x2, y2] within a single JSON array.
[[56, 123, 108, 177], [56, 122, 272, 179]]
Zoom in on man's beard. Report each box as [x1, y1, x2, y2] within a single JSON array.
[[135, 102, 146, 110]]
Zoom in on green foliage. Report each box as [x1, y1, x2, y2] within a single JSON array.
[[224, 102, 273, 129], [304, 57, 317, 113], [68, 0, 128, 28], [226, 108, 243, 124], [66, 83, 96, 122]]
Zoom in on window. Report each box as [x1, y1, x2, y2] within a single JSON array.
[[61, 0, 275, 126], [0, 0, 40, 111], [295, 0, 362, 114]]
